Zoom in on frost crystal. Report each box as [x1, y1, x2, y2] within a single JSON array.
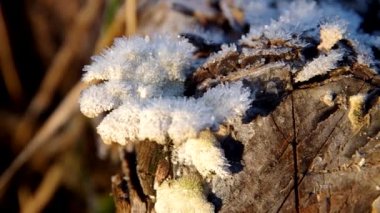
[[238, 0, 379, 69], [236, 0, 279, 27], [96, 101, 141, 145], [95, 82, 250, 145], [295, 50, 343, 82], [351, 39, 375, 66], [155, 175, 214, 213], [318, 22, 346, 51], [203, 44, 237, 67], [79, 81, 131, 118], [80, 35, 195, 118], [79, 34, 251, 146], [175, 131, 230, 178], [237, 0, 378, 65], [200, 82, 250, 123], [82, 35, 195, 84]]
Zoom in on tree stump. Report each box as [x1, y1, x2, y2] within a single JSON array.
[[110, 42, 380, 212], [101, 1, 380, 212]]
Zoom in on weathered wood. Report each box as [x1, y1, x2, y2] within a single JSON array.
[[111, 5, 380, 210], [114, 61, 380, 213], [203, 73, 379, 213], [111, 174, 131, 213]]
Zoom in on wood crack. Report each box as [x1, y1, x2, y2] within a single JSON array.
[[276, 92, 300, 213], [291, 92, 300, 213], [298, 112, 345, 188]]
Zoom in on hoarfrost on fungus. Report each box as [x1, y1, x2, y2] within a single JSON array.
[[94, 82, 250, 145], [78, 0, 380, 211], [175, 131, 230, 178], [155, 175, 214, 213], [80, 35, 195, 118], [79, 34, 251, 179]]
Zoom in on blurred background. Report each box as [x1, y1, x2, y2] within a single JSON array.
[[0, 0, 379, 212]]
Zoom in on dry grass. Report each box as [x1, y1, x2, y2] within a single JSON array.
[[0, 0, 138, 211], [125, 0, 137, 36], [20, 163, 64, 213], [0, 7, 22, 104]]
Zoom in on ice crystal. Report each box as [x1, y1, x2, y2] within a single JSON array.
[[79, 81, 132, 118], [155, 175, 214, 213], [238, 0, 377, 67], [95, 82, 250, 145], [200, 82, 250, 123], [318, 21, 347, 51], [237, 0, 279, 27], [294, 50, 343, 82], [96, 101, 142, 145], [79, 34, 252, 190], [242, 47, 293, 57], [350, 39, 376, 66], [175, 131, 230, 178], [203, 44, 237, 67], [80, 35, 195, 108]]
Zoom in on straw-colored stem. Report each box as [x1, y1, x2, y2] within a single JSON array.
[[21, 164, 64, 213], [95, 3, 126, 53], [0, 82, 85, 199], [12, 0, 103, 148], [125, 0, 137, 36]]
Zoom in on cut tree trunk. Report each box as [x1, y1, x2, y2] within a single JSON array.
[[106, 8, 380, 208], [111, 60, 380, 212]]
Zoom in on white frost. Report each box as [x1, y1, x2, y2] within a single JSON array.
[[79, 34, 194, 121], [94, 82, 250, 145], [318, 21, 347, 51], [295, 50, 343, 82], [175, 131, 230, 178], [155, 175, 214, 213]]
